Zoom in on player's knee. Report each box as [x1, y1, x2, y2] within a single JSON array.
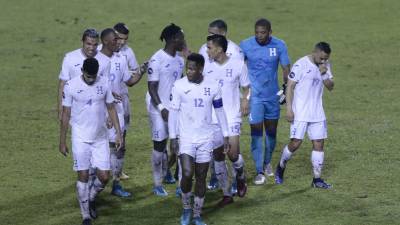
[[77, 170, 89, 182], [289, 139, 302, 151], [153, 139, 167, 152], [250, 124, 263, 136], [312, 139, 324, 151], [213, 147, 225, 161], [181, 167, 193, 180]]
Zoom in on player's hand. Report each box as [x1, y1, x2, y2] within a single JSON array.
[[161, 108, 169, 122], [223, 137, 231, 154], [318, 63, 328, 75], [115, 133, 124, 151], [59, 142, 69, 157], [286, 109, 294, 122], [170, 138, 179, 155], [240, 99, 249, 116], [112, 92, 122, 102], [139, 61, 149, 75], [106, 117, 113, 129]]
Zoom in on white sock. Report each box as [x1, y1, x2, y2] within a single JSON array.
[[162, 150, 168, 178], [152, 150, 164, 186], [181, 192, 191, 210], [280, 145, 293, 168], [311, 150, 324, 178], [214, 160, 231, 196], [232, 154, 245, 179], [76, 181, 90, 219], [110, 150, 120, 179], [193, 196, 205, 218], [89, 177, 104, 201]]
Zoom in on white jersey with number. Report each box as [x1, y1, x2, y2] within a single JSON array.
[[203, 57, 250, 124], [170, 76, 222, 143], [199, 40, 244, 68], [62, 76, 114, 142], [59, 49, 110, 81], [146, 49, 184, 110], [289, 56, 333, 122]]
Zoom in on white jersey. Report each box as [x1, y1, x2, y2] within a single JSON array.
[[204, 57, 250, 124], [62, 75, 114, 142], [289, 56, 333, 122], [59, 48, 110, 81], [119, 45, 139, 96], [170, 76, 222, 143], [146, 49, 184, 109], [199, 39, 244, 68]]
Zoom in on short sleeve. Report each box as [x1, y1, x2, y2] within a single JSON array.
[[279, 41, 290, 67], [59, 55, 70, 81], [239, 63, 250, 87], [288, 63, 303, 82], [147, 56, 160, 82], [169, 83, 181, 110], [62, 81, 72, 107]]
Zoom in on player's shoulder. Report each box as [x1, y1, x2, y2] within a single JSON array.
[[173, 76, 188, 90], [270, 36, 287, 47], [199, 43, 207, 52], [203, 75, 220, 88], [64, 48, 84, 61], [228, 39, 241, 49], [239, 36, 254, 47]]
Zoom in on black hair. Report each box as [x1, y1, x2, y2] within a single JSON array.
[[160, 23, 183, 42], [83, 58, 99, 75], [114, 22, 129, 35], [207, 34, 228, 53], [209, 19, 227, 32], [187, 53, 205, 67], [81, 28, 99, 42], [255, 18, 272, 31], [100, 28, 116, 42], [315, 42, 331, 54]]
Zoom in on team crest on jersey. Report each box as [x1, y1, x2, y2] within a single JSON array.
[[289, 72, 295, 79], [96, 86, 104, 95], [148, 68, 153, 74]]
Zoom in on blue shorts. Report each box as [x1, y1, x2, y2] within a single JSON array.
[[248, 97, 280, 124]]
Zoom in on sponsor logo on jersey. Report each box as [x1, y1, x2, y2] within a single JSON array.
[[184, 90, 191, 94]]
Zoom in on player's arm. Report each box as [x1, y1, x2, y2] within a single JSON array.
[[58, 80, 66, 121], [213, 93, 230, 153], [168, 84, 180, 154], [147, 58, 169, 121], [106, 102, 123, 149], [239, 62, 251, 116], [125, 61, 148, 87], [285, 79, 296, 122], [319, 63, 334, 91], [59, 106, 71, 156]]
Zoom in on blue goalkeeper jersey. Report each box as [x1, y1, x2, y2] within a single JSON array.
[[240, 36, 290, 100]]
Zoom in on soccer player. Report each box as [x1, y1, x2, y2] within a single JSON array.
[[169, 53, 230, 225], [98, 28, 146, 198], [146, 23, 185, 196], [274, 42, 334, 189], [240, 18, 291, 185], [113, 22, 141, 180], [204, 34, 250, 206], [59, 58, 123, 225], [198, 19, 244, 191], [57, 28, 110, 121]]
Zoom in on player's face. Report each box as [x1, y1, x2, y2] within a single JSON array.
[[206, 41, 221, 60], [313, 49, 330, 65], [255, 26, 271, 45], [82, 71, 97, 85], [116, 32, 128, 51], [106, 33, 119, 52], [174, 32, 185, 51], [186, 61, 203, 82], [208, 27, 226, 36], [82, 37, 99, 58]]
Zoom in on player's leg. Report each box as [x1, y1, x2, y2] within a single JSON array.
[[120, 94, 131, 180], [72, 138, 92, 224], [275, 121, 305, 184], [192, 142, 212, 225], [249, 98, 266, 185], [227, 134, 247, 197], [148, 111, 169, 196], [179, 150, 195, 225], [208, 125, 224, 190], [110, 142, 131, 197], [213, 145, 233, 207], [309, 121, 331, 189], [88, 139, 111, 219], [263, 99, 280, 178]]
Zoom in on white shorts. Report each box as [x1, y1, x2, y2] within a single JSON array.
[[72, 138, 110, 171], [107, 104, 125, 143], [228, 122, 241, 136], [147, 110, 168, 142], [121, 94, 131, 130], [179, 140, 213, 163], [211, 122, 241, 149], [290, 120, 328, 140]]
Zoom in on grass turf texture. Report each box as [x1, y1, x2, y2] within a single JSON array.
[[0, 0, 399, 224]]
